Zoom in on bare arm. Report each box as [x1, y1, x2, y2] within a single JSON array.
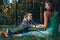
[[37, 11, 48, 28]]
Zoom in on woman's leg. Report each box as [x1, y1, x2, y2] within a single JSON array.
[[14, 30, 49, 37]]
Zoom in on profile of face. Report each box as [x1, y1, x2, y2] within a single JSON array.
[[45, 2, 52, 10], [27, 13, 32, 21]]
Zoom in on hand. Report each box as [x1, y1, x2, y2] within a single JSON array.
[[36, 24, 43, 28], [36, 25, 41, 28]]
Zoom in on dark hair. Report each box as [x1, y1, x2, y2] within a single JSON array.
[[45, 0, 56, 11], [24, 13, 32, 19]]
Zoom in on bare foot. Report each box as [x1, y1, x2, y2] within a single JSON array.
[[0, 32, 2, 35], [45, 31, 48, 34], [2, 32, 8, 37]]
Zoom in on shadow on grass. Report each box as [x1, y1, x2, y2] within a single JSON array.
[[0, 25, 60, 40]]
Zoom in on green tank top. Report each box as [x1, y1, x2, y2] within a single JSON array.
[[47, 11, 58, 33]]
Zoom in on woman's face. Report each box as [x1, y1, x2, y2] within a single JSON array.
[[27, 14, 32, 21], [45, 2, 52, 10]]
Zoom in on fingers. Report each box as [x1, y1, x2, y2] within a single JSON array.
[[36, 25, 40, 28]]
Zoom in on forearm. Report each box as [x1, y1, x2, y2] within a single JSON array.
[[31, 20, 38, 28], [30, 24, 39, 28], [37, 24, 47, 28]]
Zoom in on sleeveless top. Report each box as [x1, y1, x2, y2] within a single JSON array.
[[46, 11, 58, 34]]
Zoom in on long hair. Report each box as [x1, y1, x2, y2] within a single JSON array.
[[24, 13, 32, 19], [45, 0, 56, 12]]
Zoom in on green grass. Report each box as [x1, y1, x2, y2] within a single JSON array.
[[0, 25, 60, 40]]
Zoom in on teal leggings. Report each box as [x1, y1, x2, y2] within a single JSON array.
[[21, 30, 52, 37]]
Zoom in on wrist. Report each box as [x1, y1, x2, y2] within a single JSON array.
[[32, 25, 36, 28]]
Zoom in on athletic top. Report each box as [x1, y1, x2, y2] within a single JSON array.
[[46, 11, 58, 34], [18, 19, 37, 30]]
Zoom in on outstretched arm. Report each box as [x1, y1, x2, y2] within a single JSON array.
[[37, 11, 48, 28]]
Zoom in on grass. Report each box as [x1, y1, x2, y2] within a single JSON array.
[[0, 25, 60, 40]]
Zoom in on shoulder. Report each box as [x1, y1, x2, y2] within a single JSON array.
[[44, 11, 49, 17], [22, 19, 28, 23]]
